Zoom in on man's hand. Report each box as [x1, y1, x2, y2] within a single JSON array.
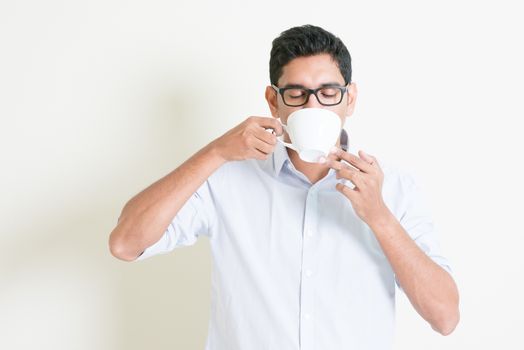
[[324, 147, 460, 335], [322, 147, 390, 225], [211, 116, 284, 162]]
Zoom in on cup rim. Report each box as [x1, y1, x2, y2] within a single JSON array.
[[287, 107, 340, 124]]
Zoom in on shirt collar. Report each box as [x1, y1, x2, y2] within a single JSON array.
[[272, 139, 288, 176]]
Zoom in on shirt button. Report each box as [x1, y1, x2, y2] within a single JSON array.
[[305, 229, 313, 237], [304, 313, 311, 320], [305, 269, 313, 277]]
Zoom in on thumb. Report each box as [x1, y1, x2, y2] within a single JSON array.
[[272, 118, 285, 136]]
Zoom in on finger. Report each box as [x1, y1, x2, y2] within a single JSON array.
[[326, 149, 342, 162], [358, 150, 380, 169], [319, 145, 352, 165], [251, 137, 275, 155], [252, 148, 270, 160], [255, 127, 278, 146], [325, 158, 359, 172], [336, 167, 363, 187], [336, 182, 357, 200], [329, 147, 374, 173], [251, 116, 283, 136], [318, 149, 340, 164], [318, 150, 340, 165], [249, 138, 273, 160]]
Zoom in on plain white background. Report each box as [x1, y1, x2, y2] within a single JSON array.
[[1, 0, 523, 349]]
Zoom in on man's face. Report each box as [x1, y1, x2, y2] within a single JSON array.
[[265, 53, 358, 140]]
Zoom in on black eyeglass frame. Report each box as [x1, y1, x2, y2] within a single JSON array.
[[271, 83, 350, 107]]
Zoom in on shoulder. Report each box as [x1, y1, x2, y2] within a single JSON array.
[[346, 144, 417, 191], [376, 156, 424, 214], [380, 158, 418, 190]]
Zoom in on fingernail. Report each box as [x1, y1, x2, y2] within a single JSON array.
[[318, 156, 326, 164], [330, 146, 339, 154]]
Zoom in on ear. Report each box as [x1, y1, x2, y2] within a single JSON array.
[[265, 85, 279, 118], [346, 82, 358, 116]]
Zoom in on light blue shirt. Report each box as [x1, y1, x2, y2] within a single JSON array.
[[136, 130, 452, 350]]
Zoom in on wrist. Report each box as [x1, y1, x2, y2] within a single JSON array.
[[204, 140, 228, 167], [367, 206, 397, 234]]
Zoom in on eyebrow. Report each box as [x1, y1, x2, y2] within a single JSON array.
[[282, 82, 345, 89]]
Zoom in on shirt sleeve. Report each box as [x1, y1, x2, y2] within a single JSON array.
[[395, 172, 453, 289], [134, 178, 217, 261]]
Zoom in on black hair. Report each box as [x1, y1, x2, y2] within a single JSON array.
[[269, 25, 352, 86]]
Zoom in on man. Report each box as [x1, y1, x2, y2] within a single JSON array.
[[109, 25, 460, 349]]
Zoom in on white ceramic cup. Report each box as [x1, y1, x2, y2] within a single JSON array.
[[277, 108, 342, 163]]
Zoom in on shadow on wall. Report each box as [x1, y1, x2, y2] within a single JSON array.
[[113, 80, 216, 349], [1, 82, 214, 350]]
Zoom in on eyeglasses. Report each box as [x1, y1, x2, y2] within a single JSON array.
[[271, 83, 349, 107]]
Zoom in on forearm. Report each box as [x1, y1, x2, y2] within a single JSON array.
[[109, 141, 226, 261], [368, 210, 460, 335]]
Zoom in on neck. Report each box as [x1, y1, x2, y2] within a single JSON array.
[[287, 138, 341, 185]]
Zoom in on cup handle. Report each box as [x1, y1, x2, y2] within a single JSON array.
[[276, 136, 299, 152], [266, 124, 299, 152]]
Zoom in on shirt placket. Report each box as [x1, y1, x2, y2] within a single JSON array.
[[299, 186, 318, 350]]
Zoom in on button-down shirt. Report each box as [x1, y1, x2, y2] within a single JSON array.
[[136, 130, 452, 350]]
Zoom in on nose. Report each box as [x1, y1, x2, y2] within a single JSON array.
[[303, 92, 323, 109]]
